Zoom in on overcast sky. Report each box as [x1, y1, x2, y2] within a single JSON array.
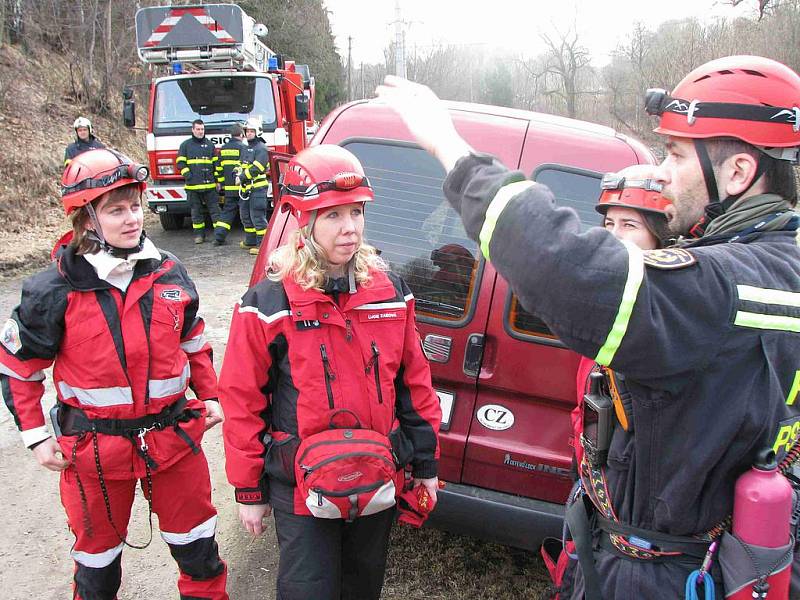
[[324, 0, 757, 67]]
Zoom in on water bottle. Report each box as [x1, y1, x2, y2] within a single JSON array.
[[730, 448, 793, 599]]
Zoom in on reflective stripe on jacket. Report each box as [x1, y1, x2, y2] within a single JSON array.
[[241, 138, 270, 192], [176, 136, 218, 191], [214, 138, 248, 195], [0, 245, 217, 478]]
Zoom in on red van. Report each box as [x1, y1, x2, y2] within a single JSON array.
[[251, 99, 654, 550]]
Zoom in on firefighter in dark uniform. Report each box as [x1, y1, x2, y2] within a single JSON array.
[[377, 56, 800, 598], [212, 123, 248, 246], [176, 119, 222, 244], [239, 117, 271, 255], [64, 116, 105, 166]]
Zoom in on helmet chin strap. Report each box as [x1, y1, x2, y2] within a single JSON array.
[[84, 203, 146, 259], [688, 139, 767, 238]]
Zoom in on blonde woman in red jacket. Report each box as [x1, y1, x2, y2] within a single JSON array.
[[219, 145, 441, 600]]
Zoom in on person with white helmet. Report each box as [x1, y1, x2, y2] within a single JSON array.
[[238, 116, 271, 254], [377, 56, 800, 599], [64, 116, 105, 166]]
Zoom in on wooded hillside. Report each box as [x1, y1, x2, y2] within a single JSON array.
[[0, 0, 344, 274]]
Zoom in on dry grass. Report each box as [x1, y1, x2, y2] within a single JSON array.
[[383, 526, 551, 600], [0, 44, 146, 278]]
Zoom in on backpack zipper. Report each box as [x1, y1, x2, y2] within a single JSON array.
[[297, 437, 393, 465], [300, 450, 395, 477], [319, 344, 336, 409]]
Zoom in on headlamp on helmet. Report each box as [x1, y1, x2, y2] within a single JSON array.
[[596, 173, 671, 216], [60, 149, 148, 215], [646, 56, 800, 162]]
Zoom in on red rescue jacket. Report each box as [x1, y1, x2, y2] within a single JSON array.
[[219, 268, 441, 515], [0, 245, 216, 479]]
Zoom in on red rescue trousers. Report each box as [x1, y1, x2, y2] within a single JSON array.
[[59, 448, 228, 600]]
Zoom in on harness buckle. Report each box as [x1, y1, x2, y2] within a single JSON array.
[[138, 426, 155, 451]]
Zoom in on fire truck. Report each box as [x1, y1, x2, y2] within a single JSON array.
[[124, 4, 315, 231]]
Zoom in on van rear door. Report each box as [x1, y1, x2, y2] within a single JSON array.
[[320, 104, 529, 483]]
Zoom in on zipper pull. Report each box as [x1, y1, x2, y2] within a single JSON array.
[[169, 305, 180, 331], [320, 344, 336, 380], [371, 341, 380, 358], [317, 491, 324, 507], [345, 318, 352, 342]]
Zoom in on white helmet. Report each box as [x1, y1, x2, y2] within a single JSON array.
[[73, 116, 93, 135], [243, 117, 261, 134]]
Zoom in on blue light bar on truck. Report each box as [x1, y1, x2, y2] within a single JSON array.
[[172, 62, 183, 74]]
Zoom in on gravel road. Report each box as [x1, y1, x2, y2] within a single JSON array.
[[0, 221, 549, 600]]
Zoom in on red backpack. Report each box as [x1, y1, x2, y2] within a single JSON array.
[[294, 411, 398, 521]]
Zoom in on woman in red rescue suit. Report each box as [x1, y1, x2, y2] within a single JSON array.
[[0, 148, 228, 600], [219, 144, 442, 600]]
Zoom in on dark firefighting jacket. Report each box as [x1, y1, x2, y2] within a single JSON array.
[[177, 136, 218, 192], [0, 245, 217, 479], [64, 137, 105, 166], [215, 137, 248, 197], [240, 137, 269, 195], [443, 152, 800, 538], [219, 269, 441, 514]]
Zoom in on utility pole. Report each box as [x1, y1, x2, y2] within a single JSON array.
[[393, 0, 406, 78], [347, 35, 353, 102], [360, 61, 365, 99]]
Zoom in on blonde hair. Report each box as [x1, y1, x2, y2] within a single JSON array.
[[267, 227, 387, 291]]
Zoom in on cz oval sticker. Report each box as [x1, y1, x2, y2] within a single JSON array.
[[476, 404, 515, 431]]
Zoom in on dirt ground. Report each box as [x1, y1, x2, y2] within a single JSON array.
[[0, 215, 550, 600]]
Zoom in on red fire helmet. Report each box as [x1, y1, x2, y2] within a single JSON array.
[[646, 56, 800, 158], [596, 173, 672, 216], [61, 149, 148, 215], [280, 145, 374, 229]]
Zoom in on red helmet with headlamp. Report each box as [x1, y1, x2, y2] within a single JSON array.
[[280, 145, 374, 229], [596, 173, 672, 216], [644, 55, 800, 161], [61, 149, 149, 215]]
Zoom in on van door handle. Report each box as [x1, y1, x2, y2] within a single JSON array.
[[463, 333, 484, 378]]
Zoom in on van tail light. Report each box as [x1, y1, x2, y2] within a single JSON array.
[[423, 334, 452, 363]]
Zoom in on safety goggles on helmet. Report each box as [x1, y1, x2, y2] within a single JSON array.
[[61, 163, 149, 197], [281, 172, 372, 198], [279, 145, 375, 229], [596, 173, 672, 216]]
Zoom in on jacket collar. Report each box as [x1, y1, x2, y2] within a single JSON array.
[[58, 243, 164, 291], [282, 269, 397, 313]]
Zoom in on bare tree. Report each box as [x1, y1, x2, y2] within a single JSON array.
[[539, 27, 593, 118]]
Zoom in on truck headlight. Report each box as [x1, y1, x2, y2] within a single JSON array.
[[158, 164, 176, 176]]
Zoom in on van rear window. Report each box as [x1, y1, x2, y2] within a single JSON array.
[[342, 141, 480, 323], [508, 165, 603, 340]]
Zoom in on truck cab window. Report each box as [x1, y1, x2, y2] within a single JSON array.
[[153, 76, 277, 135], [343, 141, 480, 323]]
